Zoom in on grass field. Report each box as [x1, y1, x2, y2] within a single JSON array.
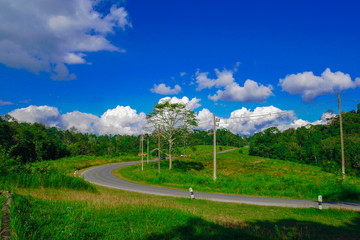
[[3, 145, 360, 239], [118, 147, 360, 202], [10, 187, 360, 240], [32, 155, 139, 174]]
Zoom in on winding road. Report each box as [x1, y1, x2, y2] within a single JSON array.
[[82, 155, 360, 211]]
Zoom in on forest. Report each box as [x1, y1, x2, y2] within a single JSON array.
[[0, 114, 246, 165], [2, 107, 360, 178], [249, 106, 360, 176]]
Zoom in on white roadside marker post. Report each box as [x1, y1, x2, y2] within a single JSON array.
[[318, 195, 323, 210], [189, 187, 195, 200]]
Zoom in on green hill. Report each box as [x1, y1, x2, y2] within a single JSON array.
[[119, 147, 360, 202]]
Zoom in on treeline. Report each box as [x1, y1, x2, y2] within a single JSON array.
[[249, 108, 360, 176], [0, 115, 246, 165]]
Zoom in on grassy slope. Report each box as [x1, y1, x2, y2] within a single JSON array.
[[12, 187, 360, 240], [6, 147, 360, 239], [118, 147, 360, 202], [32, 155, 139, 174]]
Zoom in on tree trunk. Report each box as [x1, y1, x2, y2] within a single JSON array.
[[169, 143, 172, 170]]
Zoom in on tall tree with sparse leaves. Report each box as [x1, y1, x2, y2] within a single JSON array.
[[146, 101, 198, 170]]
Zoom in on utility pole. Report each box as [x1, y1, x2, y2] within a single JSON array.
[[158, 126, 161, 173], [141, 135, 144, 171], [213, 114, 216, 180], [147, 138, 149, 164], [338, 92, 345, 180]]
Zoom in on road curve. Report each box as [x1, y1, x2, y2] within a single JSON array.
[[82, 160, 360, 211]]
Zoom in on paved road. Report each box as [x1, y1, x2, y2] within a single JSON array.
[[82, 155, 360, 211]]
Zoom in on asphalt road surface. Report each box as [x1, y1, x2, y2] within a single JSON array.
[[83, 153, 360, 211]]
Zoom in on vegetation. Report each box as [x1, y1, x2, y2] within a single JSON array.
[[146, 100, 198, 169], [34, 155, 138, 174], [9, 187, 360, 240], [2, 108, 360, 238], [0, 114, 245, 165], [249, 109, 360, 176], [119, 148, 360, 202], [0, 193, 5, 227], [0, 147, 94, 192]]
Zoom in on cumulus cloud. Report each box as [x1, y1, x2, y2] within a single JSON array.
[[150, 83, 182, 95], [9, 105, 146, 135], [196, 106, 336, 136], [10, 105, 63, 128], [195, 68, 273, 103], [180, 72, 186, 77], [222, 106, 295, 135], [279, 68, 360, 102], [209, 80, 274, 103], [99, 106, 146, 135], [62, 111, 100, 133], [195, 69, 234, 91], [0, 99, 13, 106], [158, 96, 201, 110], [277, 111, 337, 131], [8, 102, 337, 136], [196, 108, 213, 130], [0, 0, 131, 80]]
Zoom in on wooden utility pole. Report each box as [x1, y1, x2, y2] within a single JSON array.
[[338, 92, 345, 180], [158, 126, 161, 173], [147, 138, 149, 163], [141, 135, 144, 171], [213, 114, 216, 180]]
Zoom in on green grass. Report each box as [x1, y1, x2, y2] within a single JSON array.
[[176, 145, 235, 156], [0, 155, 139, 192], [119, 147, 360, 202], [33, 155, 139, 174], [10, 187, 360, 240], [1, 168, 95, 192]]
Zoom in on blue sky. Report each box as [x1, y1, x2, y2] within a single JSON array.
[[1, 0, 360, 135]]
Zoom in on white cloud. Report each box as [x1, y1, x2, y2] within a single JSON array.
[[9, 105, 146, 135], [62, 111, 100, 133], [222, 106, 295, 135], [180, 72, 186, 77], [277, 111, 337, 131], [150, 83, 182, 95], [9, 105, 63, 128], [195, 69, 234, 91], [0, 0, 131, 80], [0, 99, 13, 106], [195, 106, 336, 136], [196, 108, 213, 130], [279, 68, 360, 102], [99, 106, 146, 135], [8, 103, 337, 137], [195, 68, 273, 103], [158, 96, 201, 110], [209, 80, 274, 103]]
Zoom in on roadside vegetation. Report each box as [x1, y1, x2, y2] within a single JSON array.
[[0, 194, 5, 227], [1, 106, 360, 239], [119, 148, 360, 202], [9, 187, 360, 240], [250, 108, 360, 177]]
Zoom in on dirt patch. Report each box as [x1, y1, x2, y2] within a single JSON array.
[[1, 190, 13, 240], [252, 160, 264, 164]]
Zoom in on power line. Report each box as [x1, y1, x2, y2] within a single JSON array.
[[343, 99, 360, 102], [223, 100, 337, 120]]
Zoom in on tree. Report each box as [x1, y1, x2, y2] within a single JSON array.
[[146, 100, 198, 170]]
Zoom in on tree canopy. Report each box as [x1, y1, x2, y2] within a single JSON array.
[[146, 101, 198, 169]]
